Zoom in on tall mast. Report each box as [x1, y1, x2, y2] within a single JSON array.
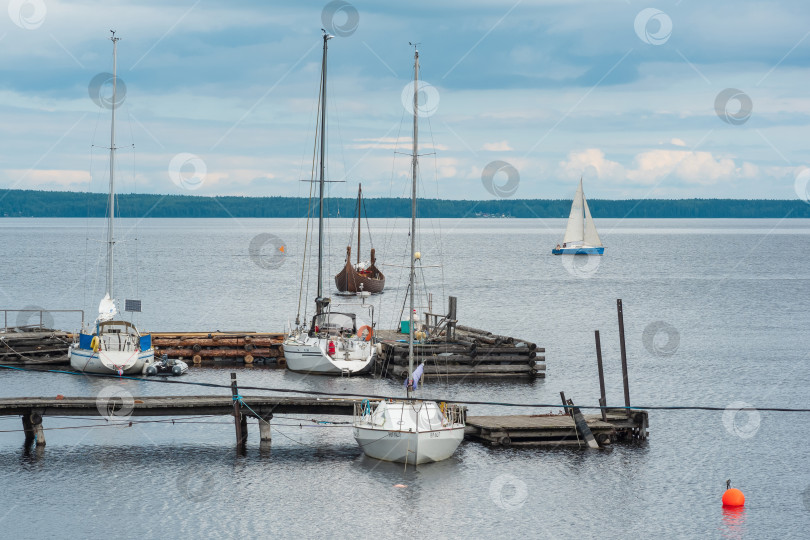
[[316, 32, 333, 315], [106, 30, 119, 300], [407, 47, 419, 398], [356, 184, 362, 264]]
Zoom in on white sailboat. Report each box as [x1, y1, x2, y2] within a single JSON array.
[[552, 178, 605, 255], [283, 32, 375, 376], [69, 32, 154, 375], [353, 47, 465, 465]]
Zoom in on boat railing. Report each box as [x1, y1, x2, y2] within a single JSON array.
[[1, 309, 85, 333], [441, 403, 466, 426]]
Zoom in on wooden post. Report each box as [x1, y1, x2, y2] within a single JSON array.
[[559, 391, 567, 412], [617, 299, 630, 409], [21, 411, 34, 442], [447, 296, 457, 342], [259, 414, 272, 444], [31, 410, 45, 446], [567, 399, 600, 449], [230, 372, 246, 449], [594, 330, 607, 422]]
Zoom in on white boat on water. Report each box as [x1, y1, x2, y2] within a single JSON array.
[[553, 178, 605, 255], [283, 32, 375, 376], [353, 47, 465, 464], [69, 32, 154, 376]]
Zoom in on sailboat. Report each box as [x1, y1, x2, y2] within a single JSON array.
[[69, 32, 155, 375], [552, 178, 605, 255], [334, 184, 385, 294], [283, 32, 375, 376], [353, 47, 465, 464]]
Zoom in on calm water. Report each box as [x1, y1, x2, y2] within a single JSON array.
[[1, 217, 809, 539]]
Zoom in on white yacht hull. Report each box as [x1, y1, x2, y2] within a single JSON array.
[[353, 425, 464, 464], [283, 335, 373, 375], [69, 348, 154, 375]]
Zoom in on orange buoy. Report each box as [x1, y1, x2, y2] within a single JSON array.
[[722, 488, 745, 507]]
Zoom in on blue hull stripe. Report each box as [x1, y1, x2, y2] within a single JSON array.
[[552, 247, 604, 255]]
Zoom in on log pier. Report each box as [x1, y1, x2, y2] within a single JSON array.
[[375, 325, 546, 381]]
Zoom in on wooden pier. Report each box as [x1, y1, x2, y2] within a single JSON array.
[[0, 384, 647, 450], [466, 409, 648, 447]]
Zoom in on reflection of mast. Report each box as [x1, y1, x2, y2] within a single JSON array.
[[106, 30, 120, 300], [407, 47, 419, 399], [316, 31, 333, 316]]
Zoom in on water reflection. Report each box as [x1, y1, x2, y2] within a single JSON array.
[[720, 506, 747, 539]]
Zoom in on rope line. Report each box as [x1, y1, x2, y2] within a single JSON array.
[[1, 364, 809, 413]]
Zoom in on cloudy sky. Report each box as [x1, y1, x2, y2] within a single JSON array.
[[0, 0, 808, 200]]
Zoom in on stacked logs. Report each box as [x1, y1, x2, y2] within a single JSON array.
[[152, 332, 285, 366], [0, 330, 72, 365], [376, 324, 545, 380]]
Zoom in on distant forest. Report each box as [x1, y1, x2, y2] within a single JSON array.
[[1, 189, 809, 218]]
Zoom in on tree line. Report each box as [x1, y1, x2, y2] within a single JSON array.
[[1, 189, 809, 218]]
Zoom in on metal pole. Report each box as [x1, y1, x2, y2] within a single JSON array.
[[594, 330, 607, 421], [407, 48, 419, 399], [316, 32, 332, 314], [107, 31, 119, 300], [617, 299, 630, 408]]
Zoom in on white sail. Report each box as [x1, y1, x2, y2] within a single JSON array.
[[562, 180, 584, 244], [582, 195, 602, 247]]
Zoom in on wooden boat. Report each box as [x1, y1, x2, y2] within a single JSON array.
[[334, 185, 385, 294]]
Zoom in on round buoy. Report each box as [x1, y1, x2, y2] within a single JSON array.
[[722, 488, 745, 507]]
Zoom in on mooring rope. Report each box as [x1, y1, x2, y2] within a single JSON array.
[[1, 364, 809, 413]]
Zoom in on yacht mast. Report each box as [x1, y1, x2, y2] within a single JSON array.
[[316, 32, 333, 315], [357, 184, 362, 264], [407, 47, 419, 398], [106, 30, 119, 300]]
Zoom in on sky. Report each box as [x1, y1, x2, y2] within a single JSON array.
[[0, 0, 808, 200]]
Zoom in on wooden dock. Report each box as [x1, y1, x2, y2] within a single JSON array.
[[0, 330, 286, 367], [375, 326, 546, 381], [0, 389, 647, 450], [466, 409, 648, 447]]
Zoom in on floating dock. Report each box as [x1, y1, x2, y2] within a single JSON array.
[[0, 330, 73, 365], [151, 332, 285, 365]]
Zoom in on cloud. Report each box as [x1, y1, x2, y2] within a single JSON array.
[[557, 148, 768, 187], [481, 141, 513, 151], [670, 138, 686, 147]]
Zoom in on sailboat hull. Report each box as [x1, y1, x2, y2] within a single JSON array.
[[69, 348, 154, 374], [552, 246, 604, 255], [353, 425, 464, 464], [283, 334, 374, 375]]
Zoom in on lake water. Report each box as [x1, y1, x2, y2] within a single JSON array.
[[1, 217, 809, 538]]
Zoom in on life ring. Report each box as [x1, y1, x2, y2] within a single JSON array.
[[357, 325, 373, 341], [90, 336, 100, 353]]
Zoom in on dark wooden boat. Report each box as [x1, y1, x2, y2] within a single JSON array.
[[334, 184, 385, 294], [335, 246, 385, 293]]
